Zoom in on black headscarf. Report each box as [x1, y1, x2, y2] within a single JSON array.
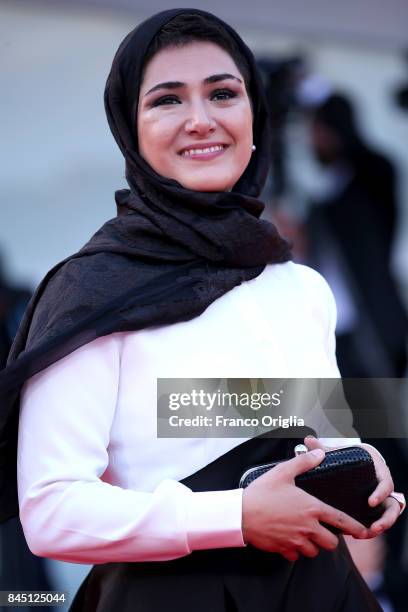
[[0, 8, 291, 522]]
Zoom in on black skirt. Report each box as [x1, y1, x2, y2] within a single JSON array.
[[69, 432, 382, 612]]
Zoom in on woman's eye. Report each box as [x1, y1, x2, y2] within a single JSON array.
[[152, 95, 180, 107], [211, 89, 237, 101], [150, 89, 237, 107]]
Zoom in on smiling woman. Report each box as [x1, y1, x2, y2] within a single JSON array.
[[1, 7, 403, 612], [137, 42, 253, 191]]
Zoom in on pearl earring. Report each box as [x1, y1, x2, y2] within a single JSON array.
[[252, 144, 256, 151]]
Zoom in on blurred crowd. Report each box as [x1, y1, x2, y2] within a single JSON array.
[[259, 59, 408, 611]]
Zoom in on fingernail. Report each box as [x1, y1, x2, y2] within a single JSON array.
[[310, 449, 324, 458]]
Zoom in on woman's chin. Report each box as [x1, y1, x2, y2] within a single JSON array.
[[178, 178, 234, 192]]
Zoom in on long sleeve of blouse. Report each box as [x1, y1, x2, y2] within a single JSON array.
[[17, 262, 361, 564], [17, 333, 245, 564]]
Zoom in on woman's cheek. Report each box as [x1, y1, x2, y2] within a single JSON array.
[[139, 123, 175, 166], [225, 107, 252, 140], [149, 115, 180, 144]]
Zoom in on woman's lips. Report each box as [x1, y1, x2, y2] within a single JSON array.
[[179, 144, 229, 161]]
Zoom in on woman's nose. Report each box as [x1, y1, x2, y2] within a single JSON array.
[[185, 101, 216, 134]]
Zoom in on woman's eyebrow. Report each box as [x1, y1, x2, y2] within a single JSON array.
[[143, 73, 242, 97]]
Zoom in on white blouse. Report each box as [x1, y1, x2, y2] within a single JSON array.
[[17, 261, 360, 564]]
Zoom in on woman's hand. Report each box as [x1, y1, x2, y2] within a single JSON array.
[[304, 437, 401, 538], [241, 448, 368, 561]]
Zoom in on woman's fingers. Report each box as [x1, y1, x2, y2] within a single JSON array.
[[303, 435, 324, 451], [365, 497, 401, 538], [318, 502, 368, 538], [282, 529, 336, 560], [297, 540, 320, 558], [282, 550, 299, 562], [277, 448, 325, 481], [368, 461, 394, 506], [360, 443, 394, 506], [311, 524, 339, 551], [281, 543, 320, 560]]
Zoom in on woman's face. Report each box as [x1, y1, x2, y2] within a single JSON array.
[[137, 41, 253, 192]]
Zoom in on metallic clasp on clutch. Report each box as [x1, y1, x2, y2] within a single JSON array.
[[294, 444, 308, 456]]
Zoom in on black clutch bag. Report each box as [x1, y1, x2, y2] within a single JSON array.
[[239, 445, 384, 530]]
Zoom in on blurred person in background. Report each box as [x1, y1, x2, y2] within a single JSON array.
[[345, 534, 394, 612], [301, 92, 408, 612], [305, 92, 408, 379], [0, 254, 31, 369], [0, 253, 55, 609]]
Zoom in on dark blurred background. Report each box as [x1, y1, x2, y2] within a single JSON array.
[[1, 1, 408, 610]]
